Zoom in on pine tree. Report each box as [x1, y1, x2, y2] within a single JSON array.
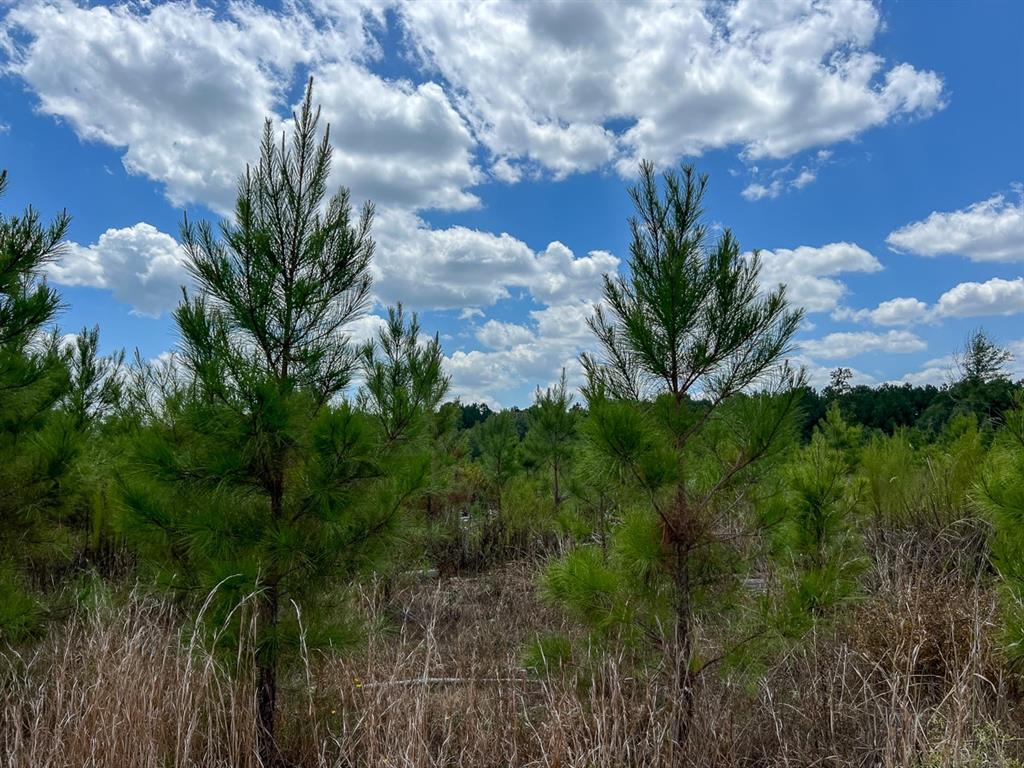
[[0, 170, 73, 640], [958, 328, 1012, 385], [558, 162, 803, 754], [121, 81, 437, 763], [770, 438, 864, 637], [978, 397, 1024, 669], [59, 326, 126, 570], [524, 369, 576, 512], [473, 410, 520, 516], [358, 303, 449, 445]]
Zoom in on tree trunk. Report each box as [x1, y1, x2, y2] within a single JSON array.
[[257, 478, 284, 766], [668, 483, 696, 765], [671, 538, 695, 763], [553, 459, 561, 511], [256, 581, 279, 767]]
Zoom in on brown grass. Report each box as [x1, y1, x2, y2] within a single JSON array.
[[2, 556, 1022, 767]]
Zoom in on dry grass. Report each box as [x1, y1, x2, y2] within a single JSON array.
[[0, 593, 260, 767], [2, 558, 1022, 767]]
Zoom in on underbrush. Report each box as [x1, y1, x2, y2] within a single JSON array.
[[2, 549, 1022, 767]]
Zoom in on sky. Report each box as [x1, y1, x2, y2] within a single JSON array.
[[0, 0, 1022, 407]]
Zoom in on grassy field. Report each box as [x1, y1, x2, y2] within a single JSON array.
[[4, 531, 1022, 767]]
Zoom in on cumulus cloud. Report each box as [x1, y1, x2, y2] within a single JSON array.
[[5, 0, 949, 219], [888, 359, 954, 387], [800, 330, 926, 359], [2, 1, 479, 215], [1, 0, 953, 405], [742, 181, 784, 201], [835, 277, 1024, 326], [444, 300, 596, 406], [886, 189, 1024, 262], [47, 223, 188, 317], [371, 209, 618, 312], [313, 62, 482, 212], [933, 276, 1024, 318], [833, 297, 930, 326], [476, 319, 535, 350], [4, 1, 338, 212], [402, 0, 945, 178], [751, 242, 882, 313]]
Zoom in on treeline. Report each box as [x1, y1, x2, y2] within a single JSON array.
[[454, 349, 1023, 445], [3, 83, 1023, 766]]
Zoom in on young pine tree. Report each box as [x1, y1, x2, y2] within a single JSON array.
[[473, 410, 520, 516], [59, 326, 126, 570], [0, 170, 74, 640], [550, 162, 803, 754], [121, 82, 438, 763], [358, 303, 449, 445], [978, 397, 1024, 670], [524, 369, 576, 512], [770, 439, 864, 638]]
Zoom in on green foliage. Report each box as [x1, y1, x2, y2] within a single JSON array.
[[540, 505, 674, 654], [118, 81, 440, 758], [770, 440, 864, 637], [582, 162, 802, 404], [859, 430, 918, 528], [545, 164, 803, 733], [816, 402, 863, 469], [58, 326, 127, 570], [0, 170, 74, 640], [523, 632, 574, 675], [524, 369, 576, 510], [473, 410, 520, 513], [359, 303, 449, 444], [959, 328, 1012, 386], [977, 398, 1024, 669], [61, 325, 124, 429]]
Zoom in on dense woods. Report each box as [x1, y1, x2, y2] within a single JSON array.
[[2, 87, 1023, 767]]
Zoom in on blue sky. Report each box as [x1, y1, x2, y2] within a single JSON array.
[[1, 0, 1022, 406]]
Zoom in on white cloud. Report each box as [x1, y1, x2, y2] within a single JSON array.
[[4, 1, 334, 212], [476, 319, 535, 350], [833, 296, 930, 326], [791, 169, 817, 189], [402, 0, 945, 178], [834, 277, 1024, 326], [743, 152, 831, 201], [313, 62, 482, 212], [5, 0, 948, 220], [800, 330, 926, 359], [47, 223, 188, 317], [888, 354, 956, 386], [886, 189, 1024, 262], [752, 242, 882, 313], [344, 313, 390, 346], [445, 300, 596, 406], [371, 209, 618, 312], [742, 181, 783, 201], [2, 1, 478, 215], [532, 242, 617, 305], [933, 277, 1024, 318]]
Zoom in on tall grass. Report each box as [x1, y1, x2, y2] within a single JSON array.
[[2, 557, 1021, 767]]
